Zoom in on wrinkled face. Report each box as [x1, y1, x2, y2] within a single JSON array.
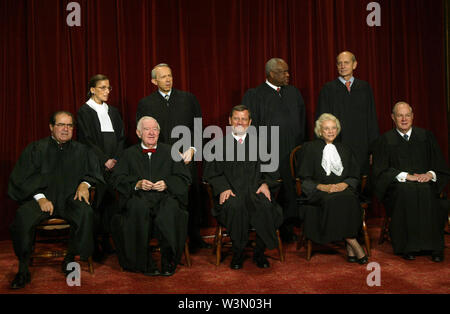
[[336, 52, 357, 80], [152, 66, 173, 94], [137, 118, 160, 148], [229, 110, 252, 136], [269, 61, 290, 86], [90, 79, 111, 104], [320, 119, 338, 144], [50, 113, 74, 143], [392, 103, 414, 134]]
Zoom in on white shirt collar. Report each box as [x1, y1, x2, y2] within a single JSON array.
[[158, 89, 172, 99], [338, 76, 355, 85], [396, 128, 412, 138], [231, 132, 247, 143], [265, 80, 280, 91], [87, 98, 108, 111]]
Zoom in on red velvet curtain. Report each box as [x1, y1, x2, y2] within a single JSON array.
[[0, 0, 447, 238]]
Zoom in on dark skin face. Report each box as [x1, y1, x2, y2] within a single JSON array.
[[268, 60, 290, 86]]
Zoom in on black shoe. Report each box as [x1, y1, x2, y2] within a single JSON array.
[[10, 271, 31, 289], [356, 255, 369, 265], [402, 253, 416, 261], [144, 267, 161, 276], [161, 262, 176, 276], [253, 254, 270, 268], [431, 251, 444, 263], [230, 253, 244, 270]]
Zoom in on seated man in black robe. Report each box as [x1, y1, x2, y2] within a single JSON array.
[[373, 102, 450, 262], [204, 105, 283, 270], [110, 116, 191, 276], [8, 111, 103, 289]]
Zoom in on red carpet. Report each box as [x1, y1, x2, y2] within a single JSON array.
[[0, 219, 448, 295]]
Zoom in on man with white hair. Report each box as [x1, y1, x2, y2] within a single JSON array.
[[373, 102, 449, 262], [136, 63, 208, 251], [110, 116, 191, 276]]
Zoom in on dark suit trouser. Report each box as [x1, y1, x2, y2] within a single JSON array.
[[10, 198, 94, 263]]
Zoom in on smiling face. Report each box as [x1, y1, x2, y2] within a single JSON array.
[[90, 79, 111, 104], [336, 52, 357, 81], [49, 113, 74, 143], [137, 118, 160, 148], [320, 119, 338, 144], [152, 66, 173, 94], [229, 109, 252, 136], [392, 103, 414, 134]]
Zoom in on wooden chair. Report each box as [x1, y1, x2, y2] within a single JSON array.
[[203, 181, 285, 266], [289, 145, 371, 260], [148, 238, 192, 268]]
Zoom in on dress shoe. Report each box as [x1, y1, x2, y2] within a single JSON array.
[[431, 252, 444, 263], [356, 255, 369, 265], [253, 254, 270, 268], [10, 271, 31, 289], [402, 253, 416, 261], [230, 253, 244, 270], [144, 267, 161, 276], [161, 263, 176, 276]]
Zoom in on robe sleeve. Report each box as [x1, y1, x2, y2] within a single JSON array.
[[8, 142, 48, 202], [366, 84, 380, 151], [316, 85, 330, 120], [427, 131, 450, 193], [110, 150, 140, 199], [164, 160, 192, 206], [203, 160, 232, 197], [241, 89, 261, 128], [296, 142, 320, 199]]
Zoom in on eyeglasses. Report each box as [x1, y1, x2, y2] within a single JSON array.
[[96, 86, 112, 91], [54, 123, 74, 129]]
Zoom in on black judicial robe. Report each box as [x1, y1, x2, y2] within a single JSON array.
[[372, 128, 450, 254], [242, 83, 306, 219], [8, 137, 104, 258], [8, 137, 103, 209], [77, 104, 126, 166], [203, 134, 283, 252], [297, 139, 362, 244], [317, 78, 379, 175], [136, 89, 204, 237], [110, 143, 191, 272], [77, 103, 126, 233]]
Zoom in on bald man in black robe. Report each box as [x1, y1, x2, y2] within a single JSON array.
[[8, 111, 103, 289], [316, 51, 379, 175], [373, 102, 449, 262]]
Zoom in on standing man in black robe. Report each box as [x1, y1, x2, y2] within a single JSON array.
[[136, 63, 209, 251], [204, 105, 283, 269], [110, 116, 191, 276], [372, 102, 449, 262], [316, 51, 379, 176], [8, 111, 103, 289], [241, 58, 305, 242]]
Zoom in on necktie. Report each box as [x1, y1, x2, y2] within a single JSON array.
[[403, 134, 409, 141], [143, 148, 156, 154], [345, 81, 351, 92], [276, 87, 281, 97], [164, 94, 170, 105], [238, 138, 243, 144]]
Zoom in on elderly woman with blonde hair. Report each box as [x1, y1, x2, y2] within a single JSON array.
[[297, 113, 368, 264]]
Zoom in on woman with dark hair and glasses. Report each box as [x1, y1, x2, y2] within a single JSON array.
[[77, 74, 126, 261]]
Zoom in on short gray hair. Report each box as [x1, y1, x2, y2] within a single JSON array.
[[137, 116, 160, 132], [392, 101, 412, 115], [314, 113, 341, 138], [151, 63, 170, 79], [265, 58, 286, 77]]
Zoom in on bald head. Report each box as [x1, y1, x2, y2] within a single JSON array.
[[336, 51, 357, 81]]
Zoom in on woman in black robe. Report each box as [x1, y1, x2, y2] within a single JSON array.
[[297, 113, 368, 264], [77, 74, 126, 260]]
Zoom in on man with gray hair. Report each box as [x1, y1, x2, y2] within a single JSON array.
[[136, 63, 209, 252], [110, 116, 191, 276], [241, 57, 305, 243], [372, 102, 449, 262]]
